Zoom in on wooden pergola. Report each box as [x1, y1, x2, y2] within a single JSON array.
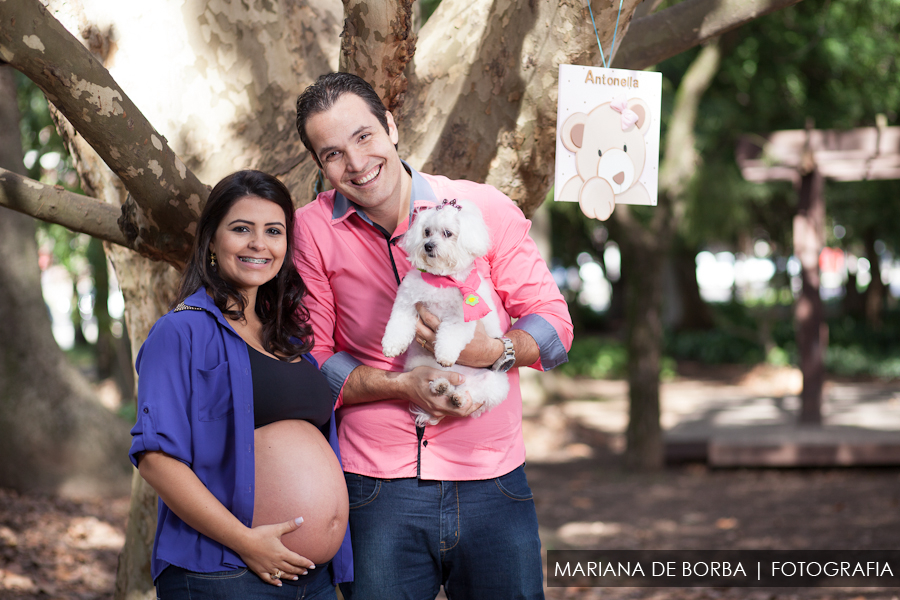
[[736, 119, 900, 424]]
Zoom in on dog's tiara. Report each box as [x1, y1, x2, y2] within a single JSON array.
[[414, 199, 462, 214], [437, 199, 462, 211]]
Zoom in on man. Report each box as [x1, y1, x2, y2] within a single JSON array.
[[293, 72, 572, 599]]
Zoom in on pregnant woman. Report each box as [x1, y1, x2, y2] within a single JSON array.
[[129, 170, 352, 599]]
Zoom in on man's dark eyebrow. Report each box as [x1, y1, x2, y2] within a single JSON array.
[[317, 125, 373, 159]]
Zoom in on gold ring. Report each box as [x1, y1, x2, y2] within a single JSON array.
[[419, 338, 426, 348], [273, 569, 282, 579]]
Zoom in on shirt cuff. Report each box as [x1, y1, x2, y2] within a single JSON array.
[[321, 351, 364, 405], [510, 314, 569, 370]]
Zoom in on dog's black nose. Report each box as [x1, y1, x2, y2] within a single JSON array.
[[424, 242, 435, 255]]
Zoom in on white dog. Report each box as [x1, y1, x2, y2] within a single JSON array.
[[382, 199, 510, 427]]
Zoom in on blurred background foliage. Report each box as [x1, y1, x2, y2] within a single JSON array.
[[550, 0, 900, 381]]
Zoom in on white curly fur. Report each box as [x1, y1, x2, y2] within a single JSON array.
[[382, 199, 510, 427]]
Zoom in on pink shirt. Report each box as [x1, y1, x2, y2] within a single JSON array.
[[293, 166, 573, 480]]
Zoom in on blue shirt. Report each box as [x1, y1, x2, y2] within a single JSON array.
[[129, 287, 353, 582]]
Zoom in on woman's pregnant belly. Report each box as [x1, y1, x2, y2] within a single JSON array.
[[252, 420, 348, 564]]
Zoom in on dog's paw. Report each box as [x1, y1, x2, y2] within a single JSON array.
[[382, 339, 408, 358], [447, 391, 464, 408], [433, 345, 461, 368], [429, 378, 451, 396]]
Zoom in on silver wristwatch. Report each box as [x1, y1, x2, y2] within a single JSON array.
[[490, 336, 515, 372]]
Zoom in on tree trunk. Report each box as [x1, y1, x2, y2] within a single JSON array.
[[616, 41, 722, 469], [793, 167, 825, 424], [0, 65, 131, 497], [51, 82, 182, 600], [622, 231, 665, 469]]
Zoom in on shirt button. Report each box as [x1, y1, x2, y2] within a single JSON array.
[[143, 407, 149, 414], [423, 440, 428, 447]]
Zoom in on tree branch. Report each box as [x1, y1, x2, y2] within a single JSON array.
[[0, 168, 131, 248], [340, 0, 417, 113], [613, 0, 804, 70], [402, 0, 643, 215], [0, 0, 208, 263]]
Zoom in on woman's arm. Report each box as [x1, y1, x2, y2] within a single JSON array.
[[138, 451, 315, 586]]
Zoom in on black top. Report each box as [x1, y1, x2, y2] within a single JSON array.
[[247, 344, 333, 431]]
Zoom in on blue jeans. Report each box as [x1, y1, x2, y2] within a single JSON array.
[[156, 565, 337, 600], [339, 464, 544, 600]]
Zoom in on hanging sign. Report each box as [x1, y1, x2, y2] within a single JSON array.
[[555, 64, 663, 221]]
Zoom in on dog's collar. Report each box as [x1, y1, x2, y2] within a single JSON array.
[[419, 265, 491, 322]]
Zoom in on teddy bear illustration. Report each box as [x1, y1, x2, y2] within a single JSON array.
[[558, 97, 652, 221]]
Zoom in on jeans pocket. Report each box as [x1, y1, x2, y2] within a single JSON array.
[[344, 473, 381, 509], [494, 465, 533, 501]]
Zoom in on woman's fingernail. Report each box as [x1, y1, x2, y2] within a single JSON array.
[[308, 564, 316, 569], [301, 570, 308, 576], [291, 575, 299, 581], [294, 517, 304, 525]]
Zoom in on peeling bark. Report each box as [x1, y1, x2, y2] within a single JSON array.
[[340, 0, 417, 113], [401, 0, 642, 216], [1, 0, 209, 264]]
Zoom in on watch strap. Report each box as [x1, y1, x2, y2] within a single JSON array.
[[491, 336, 515, 372]]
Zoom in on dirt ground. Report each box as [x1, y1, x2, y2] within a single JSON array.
[[2, 368, 899, 600]]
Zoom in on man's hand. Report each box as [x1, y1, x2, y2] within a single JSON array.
[[401, 366, 484, 418], [415, 303, 502, 368]]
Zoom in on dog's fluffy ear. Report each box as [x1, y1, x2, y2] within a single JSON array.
[[401, 209, 426, 256], [456, 200, 491, 258]]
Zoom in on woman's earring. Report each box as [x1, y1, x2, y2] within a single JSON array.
[[210, 252, 217, 268]]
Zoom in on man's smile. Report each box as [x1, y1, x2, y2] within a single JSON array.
[[351, 164, 381, 186]]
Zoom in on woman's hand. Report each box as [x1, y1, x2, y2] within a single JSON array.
[[139, 452, 315, 587], [233, 517, 316, 587]]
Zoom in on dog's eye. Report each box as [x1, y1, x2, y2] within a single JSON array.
[[598, 149, 602, 157], [424, 228, 431, 237], [442, 230, 453, 238]]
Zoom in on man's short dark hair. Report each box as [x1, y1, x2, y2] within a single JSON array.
[[296, 72, 390, 165]]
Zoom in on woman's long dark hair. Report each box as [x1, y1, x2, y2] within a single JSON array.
[[173, 170, 312, 360]]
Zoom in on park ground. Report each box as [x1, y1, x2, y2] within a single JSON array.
[[1, 364, 899, 599]]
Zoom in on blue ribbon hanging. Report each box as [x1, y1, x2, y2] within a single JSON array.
[[587, 0, 625, 69]]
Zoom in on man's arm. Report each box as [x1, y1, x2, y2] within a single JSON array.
[[414, 308, 540, 369], [341, 364, 484, 418]]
